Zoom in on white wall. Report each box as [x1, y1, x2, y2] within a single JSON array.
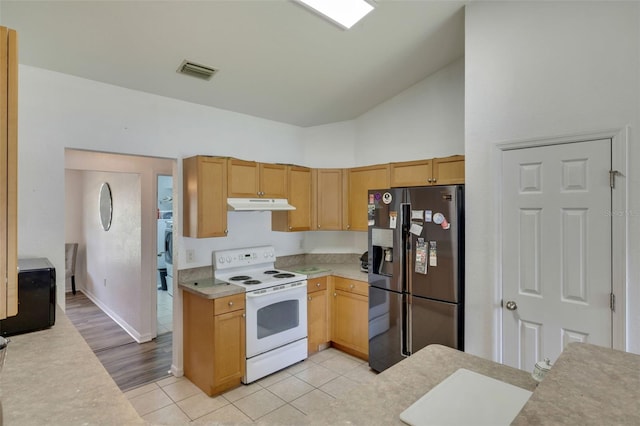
[[18, 65, 307, 314], [301, 58, 466, 257], [465, 2, 640, 358], [354, 58, 465, 166], [78, 171, 144, 340]]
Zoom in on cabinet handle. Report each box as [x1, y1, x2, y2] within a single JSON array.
[[346, 224, 350, 229], [317, 225, 321, 229], [349, 284, 354, 289], [433, 178, 437, 183], [224, 229, 228, 235], [316, 282, 321, 287], [308, 296, 312, 301], [242, 313, 246, 318], [289, 226, 292, 230], [427, 178, 432, 183], [228, 301, 234, 307], [333, 292, 337, 297]]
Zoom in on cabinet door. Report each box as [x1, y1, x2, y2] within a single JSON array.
[[182, 292, 215, 395], [287, 166, 311, 230], [307, 288, 328, 355], [347, 165, 390, 231], [0, 27, 17, 318], [272, 166, 312, 232], [213, 309, 246, 390], [314, 169, 343, 230], [390, 159, 433, 187], [433, 155, 465, 185], [228, 158, 260, 198], [332, 276, 368, 296], [259, 163, 287, 199], [331, 289, 369, 358], [183, 156, 227, 238]]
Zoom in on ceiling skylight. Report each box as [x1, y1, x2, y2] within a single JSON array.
[[296, 0, 375, 29]]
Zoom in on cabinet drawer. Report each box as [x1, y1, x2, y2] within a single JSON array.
[[332, 277, 368, 296], [214, 294, 245, 315], [307, 277, 327, 293]]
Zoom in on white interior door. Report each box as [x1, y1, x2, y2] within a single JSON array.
[[501, 139, 612, 371]]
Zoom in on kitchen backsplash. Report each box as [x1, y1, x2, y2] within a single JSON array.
[[275, 253, 361, 268], [177, 253, 361, 283]]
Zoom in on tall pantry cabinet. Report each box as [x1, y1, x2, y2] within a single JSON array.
[[0, 27, 18, 320]]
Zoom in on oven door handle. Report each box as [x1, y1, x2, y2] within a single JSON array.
[[245, 282, 306, 298]]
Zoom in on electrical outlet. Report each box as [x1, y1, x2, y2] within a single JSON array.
[[186, 249, 195, 263]]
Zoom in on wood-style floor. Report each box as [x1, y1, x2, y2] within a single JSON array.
[[66, 291, 172, 392]]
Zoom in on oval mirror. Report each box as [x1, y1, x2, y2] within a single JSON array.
[[99, 182, 113, 231]]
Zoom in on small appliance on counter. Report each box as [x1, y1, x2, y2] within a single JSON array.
[[0, 258, 56, 337], [360, 251, 369, 272]]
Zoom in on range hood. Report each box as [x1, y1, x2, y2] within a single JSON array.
[[227, 198, 296, 211]]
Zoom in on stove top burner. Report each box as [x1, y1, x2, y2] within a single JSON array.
[[243, 280, 262, 285], [230, 275, 252, 281], [264, 270, 280, 275], [274, 273, 295, 279]]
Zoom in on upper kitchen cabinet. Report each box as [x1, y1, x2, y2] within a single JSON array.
[[0, 27, 18, 320], [227, 158, 287, 199], [272, 165, 312, 232], [313, 169, 343, 231], [346, 164, 390, 231], [390, 155, 465, 187], [183, 156, 228, 238], [433, 155, 465, 185]]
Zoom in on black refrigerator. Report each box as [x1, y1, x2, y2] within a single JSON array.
[[367, 185, 464, 372]]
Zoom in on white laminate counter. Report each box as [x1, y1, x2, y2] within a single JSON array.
[[0, 307, 143, 425]]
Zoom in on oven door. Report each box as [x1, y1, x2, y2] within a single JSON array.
[[245, 281, 307, 358]]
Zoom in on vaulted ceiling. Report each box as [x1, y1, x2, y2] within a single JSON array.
[[0, 0, 465, 127]]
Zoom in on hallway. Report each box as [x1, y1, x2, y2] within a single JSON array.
[[66, 291, 172, 391]]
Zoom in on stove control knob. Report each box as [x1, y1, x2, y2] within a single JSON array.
[[264, 252, 268, 258], [218, 257, 224, 264], [226, 256, 232, 263], [269, 252, 274, 258]]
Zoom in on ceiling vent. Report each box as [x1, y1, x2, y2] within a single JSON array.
[[177, 60, 218, 81]]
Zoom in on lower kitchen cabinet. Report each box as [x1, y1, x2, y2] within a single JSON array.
[[307, 277, 329, 354], [183, 291, 245, 396], [330, 276, 369, 360]]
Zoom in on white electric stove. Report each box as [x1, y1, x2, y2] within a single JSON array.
[[213, 246, 308, 383]]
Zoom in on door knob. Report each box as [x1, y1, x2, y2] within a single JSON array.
[[505, 300, 518, 311]]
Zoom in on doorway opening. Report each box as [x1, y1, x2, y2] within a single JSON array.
[[156, 174, 173, 335], [64, 148, 176, 388]]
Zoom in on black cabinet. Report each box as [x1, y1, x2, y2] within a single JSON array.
[[0, 258, 56, 336]]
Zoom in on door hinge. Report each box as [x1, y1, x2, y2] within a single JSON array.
[[610, 293, 616, 312], [609, 170, 620, 189]]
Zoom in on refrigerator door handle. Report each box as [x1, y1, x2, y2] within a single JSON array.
[[401, 293, 410, 357], [400, 202, 411, 294]]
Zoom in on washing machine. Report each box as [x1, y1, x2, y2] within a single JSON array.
[[164, 221, 173, 296]]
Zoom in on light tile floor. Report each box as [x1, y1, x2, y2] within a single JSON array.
[[124, 347, 377, 424], [157, 287, 173, 335]]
